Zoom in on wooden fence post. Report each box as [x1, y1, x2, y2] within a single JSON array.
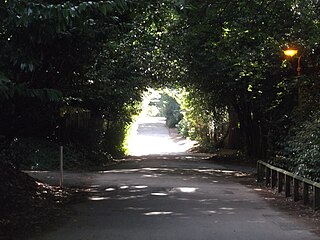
[[293, 178, 299, 201], [303, 182, 309, 205], [59, 145, 64, 189], [271, 169, 277, 189], [277, 172, 283, 193], [265, 167, 271, 187], [257, 162, 263, 183], [285, 175, 291, 197], [313, 186, 320, 211]]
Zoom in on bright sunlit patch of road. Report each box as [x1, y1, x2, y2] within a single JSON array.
[[88, 196, 110, 201], [126, 117, 195, 156], [177, 187, 198, 193], [151, 192, 168, 196], [144, 211, 173, 216]]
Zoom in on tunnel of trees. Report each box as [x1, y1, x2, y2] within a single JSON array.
[[1, 0, 320, 174], [1, 0, 320, 176], [0, 1, 320, 232]]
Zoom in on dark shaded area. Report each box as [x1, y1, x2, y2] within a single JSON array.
[[0, 163, 71, 240]]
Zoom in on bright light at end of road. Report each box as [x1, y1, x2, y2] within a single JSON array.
[[126, 117, 193, 155], [125, 89, 197, 156]]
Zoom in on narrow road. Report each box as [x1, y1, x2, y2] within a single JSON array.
[[29, 117, 319, 240], [127, 117, 196, 155]]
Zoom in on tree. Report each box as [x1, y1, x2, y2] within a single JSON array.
[[0, 0, 133, 167], [172, 0, 320, 159]]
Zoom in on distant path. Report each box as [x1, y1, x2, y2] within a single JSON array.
[[127, 117, 196, 155], [28, 117, 319, 240]]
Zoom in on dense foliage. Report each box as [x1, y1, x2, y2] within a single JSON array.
[[0, 0, 144, 169], [0, 0, 319, 180], [3, 2, 320, 239], [279, 110, 320, 181], [173, 0, 320, 179], [177, 89, 230, 150], [153, 93, 183, 128]]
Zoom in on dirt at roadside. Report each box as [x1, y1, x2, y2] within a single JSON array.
[[0, 164, 72, 240]]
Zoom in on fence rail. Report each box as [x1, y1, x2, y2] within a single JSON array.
[[257, 160, 320, 211]]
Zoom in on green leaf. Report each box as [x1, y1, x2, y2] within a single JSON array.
[[45, 89, 63, 102], [99, 4, 107, 15], [28, 63, 35, 72], [0, 74, 11, 84]]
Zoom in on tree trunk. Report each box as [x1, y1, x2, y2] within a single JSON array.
[[226, 107, 243, 149], [233, 102, 264, 159]]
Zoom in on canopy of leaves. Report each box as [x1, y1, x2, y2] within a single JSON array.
[[0, 0, 319, 179], [0, 0, 142, 167]]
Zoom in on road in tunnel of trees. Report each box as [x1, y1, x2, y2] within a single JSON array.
[[0, 0, 320, 196], [28, 154, 320, 240]]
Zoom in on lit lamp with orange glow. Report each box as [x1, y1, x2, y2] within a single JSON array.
[[283, 48, 301, 78], [284, 49, 298, 57], [283, 48, 302, 104]]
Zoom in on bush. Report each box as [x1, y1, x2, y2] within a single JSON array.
[[156, 93, 183, 128], [0, 137, 113, 170], [177, 118, 189, 137], [274, 110, 320, 181]]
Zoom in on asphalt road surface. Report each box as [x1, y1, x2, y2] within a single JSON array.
[[28, 117, 319, 240]]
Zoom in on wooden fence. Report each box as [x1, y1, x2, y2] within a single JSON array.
[[257, 160, 320, 211]]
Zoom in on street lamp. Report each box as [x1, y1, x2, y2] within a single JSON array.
[[283, 49, 298, 57], [283, 48, 302, 104], [283, 48, 301, 80]]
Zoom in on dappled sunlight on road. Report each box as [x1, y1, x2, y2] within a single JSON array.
[[79, 164, 255, 222], [28, 153, 319, 240], [127, 117, 196, 155], [151, 192, 168, 196], [83, 183, 242, 220], [144, 211, 173, 216], [88, 196, 110, 201], [175, 187, 198, 193], [98, 166, 241, 180]]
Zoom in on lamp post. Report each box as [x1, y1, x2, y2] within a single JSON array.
[[283, 48, 302, 104]]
